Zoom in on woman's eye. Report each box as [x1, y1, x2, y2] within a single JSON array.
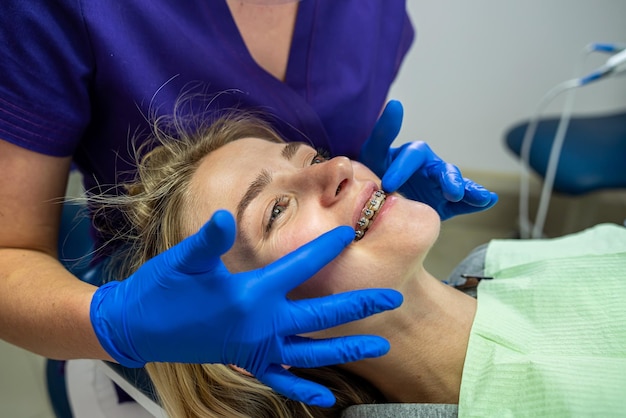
[[266, 196, 289, 233], [311, 147, 331, 165]]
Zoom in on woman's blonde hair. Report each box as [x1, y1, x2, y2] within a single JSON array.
[[90, 105, 384, 418]]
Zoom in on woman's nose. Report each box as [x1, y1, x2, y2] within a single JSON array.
[[306, 156, 353, 206]]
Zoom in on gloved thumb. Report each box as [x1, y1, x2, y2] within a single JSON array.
[[169, 209, 236, 274], [360, 100, 404, 165]]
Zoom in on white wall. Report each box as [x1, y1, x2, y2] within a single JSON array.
[[389, 0, 626, 174]]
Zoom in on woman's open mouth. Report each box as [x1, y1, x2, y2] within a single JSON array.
[[354, 190, 386, 241]]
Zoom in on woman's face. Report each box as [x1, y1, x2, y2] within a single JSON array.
[[188, 137, 440, 299]]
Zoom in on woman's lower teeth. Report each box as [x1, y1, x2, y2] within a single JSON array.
[[354, 190, 386, 241]]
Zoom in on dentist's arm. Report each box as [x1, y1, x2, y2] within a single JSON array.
[[0, 139, 111, 362], [360, 100, 498, 220]]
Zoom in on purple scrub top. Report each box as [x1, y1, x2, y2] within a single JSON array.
[[1, 0, 413, 248]]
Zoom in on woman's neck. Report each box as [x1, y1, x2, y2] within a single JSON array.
[[345, 269, 477, 404]]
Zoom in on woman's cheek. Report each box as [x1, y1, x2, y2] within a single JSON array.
[[272, 217, 332, 258]]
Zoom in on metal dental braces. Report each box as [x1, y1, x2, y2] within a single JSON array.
[[354, 190, 386, 241]]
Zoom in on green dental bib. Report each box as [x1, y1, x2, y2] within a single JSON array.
[[458, 224, 626, 417]]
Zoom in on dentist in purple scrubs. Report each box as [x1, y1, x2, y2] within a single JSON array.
[[0, 0, 496, 408]]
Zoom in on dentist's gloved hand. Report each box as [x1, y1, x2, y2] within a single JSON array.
[[90, 210, 402, 407], [360, 100, 498, 220]]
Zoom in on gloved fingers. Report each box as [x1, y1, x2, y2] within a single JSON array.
[[257, 364, 336, 407], [381, 141, 432, 193], [280, 334, 391, 367], [481, 191, 499, 210], [359, 100, 404, 175], [436, 162, 465, 203], [458, 179, 496, 207], [438, 192, 498, 221], [169, 209, 236, 274], [259, 225, 355, 294], [282, 288, 403, 335]]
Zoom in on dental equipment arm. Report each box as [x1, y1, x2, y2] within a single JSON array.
[[518, 43, 625, 238], [90, 210, 403, 407], [604, 47, 626, 74], [360, 100, 498, 220]]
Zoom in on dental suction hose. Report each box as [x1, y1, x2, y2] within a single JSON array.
[[519, 44, 626, 239], [579, 48, 626, 85]]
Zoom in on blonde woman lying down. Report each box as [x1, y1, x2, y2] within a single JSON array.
[[90, 110, 626, 418]]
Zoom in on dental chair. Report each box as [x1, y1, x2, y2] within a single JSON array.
[[504, 109, 626, 236]]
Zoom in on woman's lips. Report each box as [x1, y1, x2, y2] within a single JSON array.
[[366, 193, 395, 236]]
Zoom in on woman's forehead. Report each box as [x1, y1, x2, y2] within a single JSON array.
[[222, 136, 286, 155], [190, 138, 289, 210]]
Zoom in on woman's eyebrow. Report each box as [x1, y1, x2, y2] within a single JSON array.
[[236, 169, 272, 226], [281, 141, 305, 160], [235, 142, 305, 225]]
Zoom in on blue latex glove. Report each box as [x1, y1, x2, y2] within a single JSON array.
[[90, 210, 402, 407], [360, 100, 498, 220]]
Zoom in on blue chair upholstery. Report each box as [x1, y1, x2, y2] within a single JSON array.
[[57, 202, 95, 279], [505, 110, 626, 195]]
